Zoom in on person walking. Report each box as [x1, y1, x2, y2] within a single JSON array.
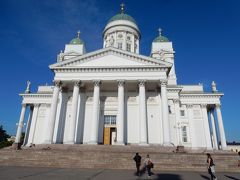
[[206, 153, 217, 180], [144, 154, 153, 177], [133, 152, 142, 176]]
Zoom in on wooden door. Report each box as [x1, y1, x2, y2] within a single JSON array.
[[103, 127, 111, 145]]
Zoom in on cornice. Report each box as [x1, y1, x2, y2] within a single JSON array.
[[19, 93, 53, 98], [180, 93, 224, 98], [53, 66, 168, 73]]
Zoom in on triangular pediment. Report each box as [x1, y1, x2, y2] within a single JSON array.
[[50, 47, 172, 69]]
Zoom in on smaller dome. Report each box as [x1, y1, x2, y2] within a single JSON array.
[[69, 31, 84, 45], [70, 38, 84, 45], [153, 28, 169, 42]]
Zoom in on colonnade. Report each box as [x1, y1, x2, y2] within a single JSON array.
[[15, 80, 227, 150], [45, 79, 170, 145]]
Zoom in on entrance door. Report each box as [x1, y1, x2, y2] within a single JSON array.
[[111, 128, 116, 145], [103, 115, 116, 145]]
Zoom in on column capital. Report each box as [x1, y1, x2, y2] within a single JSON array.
[[21, 103, 27, 107], [215, 104, 221, 108], [160, 79, 168, 86], [173, 99, 180, 104], [186, 104, 193, 108], [117, 80, 125, 87], [93, 80, 101, 86], [138, 79, 146, 86], [33, 103, 40, 107], [73, 80, 81, 87], [53, 80, 62, 87], [200, 104, 207, 108]]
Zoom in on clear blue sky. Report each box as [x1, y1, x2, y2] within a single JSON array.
[[0, 0, 239, 142]]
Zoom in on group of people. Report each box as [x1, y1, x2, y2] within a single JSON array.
[[133, 153, 154, 177], [133, 152, 240, 179]]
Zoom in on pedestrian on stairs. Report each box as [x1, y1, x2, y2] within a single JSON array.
[[144, 154, 153, 177], [133, 152, 141, 176], [206, 153, 217, 180]]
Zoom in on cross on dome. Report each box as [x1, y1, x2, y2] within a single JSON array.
[[158, 28, 162, 36], [77, 30, 81, 39], [120, 3, 125, 14]]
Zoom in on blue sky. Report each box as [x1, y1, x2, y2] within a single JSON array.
[[0, 0, 239, 142]]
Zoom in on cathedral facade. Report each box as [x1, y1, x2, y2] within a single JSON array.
[[15, 5, 227, 150]]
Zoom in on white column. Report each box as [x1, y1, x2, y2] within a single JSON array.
[[116, 80, 125, 145], [187, 104, 196, 147], [89, 80, 101, 144], [161, 80, 171, 145], [45, 81, 61, 144], [173, 99, 181, 146], [15, 104, 27, 144], [23, 105, 34, 146], [27, 104, 40, 145], [67, 81, 81, 144], [139, 80, 148, 145], [210, 109, 218, 150], [215, 104, 227, 150], [201, 104, 212, 150]]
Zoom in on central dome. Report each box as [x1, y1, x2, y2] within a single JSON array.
[[102, 3, 141, 54], [107, 13, 137, 25]]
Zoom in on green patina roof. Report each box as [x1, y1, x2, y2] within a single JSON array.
[[153, 35, 169, 42], [108, 13, 137, 25], [69, 37, 84, 45]]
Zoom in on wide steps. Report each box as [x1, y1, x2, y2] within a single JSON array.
[[0, 145, 238, 172]]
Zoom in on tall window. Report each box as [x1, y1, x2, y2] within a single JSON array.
[[181, 126, 188, 143], [117, 42, 122, 50], [126, 43, 131, 52]]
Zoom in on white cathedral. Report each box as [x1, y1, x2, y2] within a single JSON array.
[[15, 5, 227, 150]]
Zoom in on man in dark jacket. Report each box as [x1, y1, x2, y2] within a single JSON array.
[[133, 152, 142, 176]]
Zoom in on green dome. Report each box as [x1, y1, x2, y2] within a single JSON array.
[[153, 35, 169, 42], [69, 37, 84, 45], [108, 13, 137, 25]]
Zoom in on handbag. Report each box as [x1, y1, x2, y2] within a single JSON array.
[[210, 165, 215, 173]]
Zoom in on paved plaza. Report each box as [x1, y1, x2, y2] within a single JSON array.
[[0, 166, 239, 180]]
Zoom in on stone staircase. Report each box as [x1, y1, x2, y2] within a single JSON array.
[[0, 144, 239, 172]]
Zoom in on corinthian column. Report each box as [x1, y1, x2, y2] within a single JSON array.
[[161, 80, 171, 145], [89, 80, 101, 144], [215, 104, 227, 150], [116, 80, 125, 145], [45, 81, 61, 144], [15, 104, 27, 144], [139, 80, 148, 145], [210, 109, 218, 150], [68, 81, 81, 144]]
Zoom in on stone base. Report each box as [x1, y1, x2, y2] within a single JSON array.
[[12, 143, 21, 150]]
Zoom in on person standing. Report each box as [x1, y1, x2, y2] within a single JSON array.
[[133, 152, 142, 176], [206, 153, 217, 180], [144, 154, 153, 177]]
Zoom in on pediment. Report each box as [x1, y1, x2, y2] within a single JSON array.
[[50, 47, 172, 69]]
